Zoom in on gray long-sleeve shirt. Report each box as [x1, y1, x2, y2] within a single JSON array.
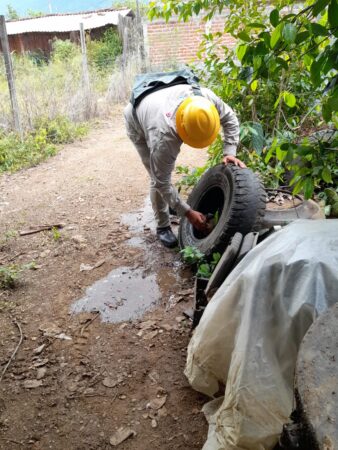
[[124, 84, 240, 217]]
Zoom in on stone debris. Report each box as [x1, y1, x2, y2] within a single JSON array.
[[109, 427, 136, 447], [39, 324, 62, 337], [143, 330, 158, 340], [102, 377, 119, 388], [32, 358, 49, 368], [33, 344, 46, 355], [175, 316, 186, 323], [36, 368, 47, 380], [80, 259, 106, 272], [24, 379, 43, 389], [55, 333, 72, 340], [72, 235, 87, 244], [147, 395, 167, 411]]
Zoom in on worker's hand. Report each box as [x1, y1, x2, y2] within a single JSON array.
[[223, 155, 246, 168], [186, 209, 207, 231]]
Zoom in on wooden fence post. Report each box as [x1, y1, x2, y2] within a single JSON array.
[[135, 0, 147, 72], [79, 22, 91, 119], [79, 23, 90, 91], [0, 15, 23, 138]]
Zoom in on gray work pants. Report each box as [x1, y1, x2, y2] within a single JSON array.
[[132, 137, 171, 229]]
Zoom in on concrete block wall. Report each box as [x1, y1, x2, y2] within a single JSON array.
[[145, 14, 236, 68]]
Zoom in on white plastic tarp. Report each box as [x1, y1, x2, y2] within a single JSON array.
[[185, 219, 338, 450]]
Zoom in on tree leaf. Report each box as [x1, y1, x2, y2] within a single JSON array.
[[322, 101, 333, 121], [276, 147, 287, 161], [238, 31, 251, 42], [322, 167, 333, 183], [240, 122, 265, 154], [270, 23, 283, 49], [251, 80, 259, 91], [270, 9, 279, 27], [248, 22, 266, 29], [328, 92, 338, 111], [312, 0, 331, 16], [303, 177, 314, 199], [282, 23, 297, 45], [236, 44, 248, 61], [310, 58, 324, 86], [310, 23, 328, 36], [295, 31, 310, 44], [328, 0, 338, 27], [283, 91, 297, 108], [276, 57, 289, 71]]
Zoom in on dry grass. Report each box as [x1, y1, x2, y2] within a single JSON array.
[[0, 52, 140, 133]]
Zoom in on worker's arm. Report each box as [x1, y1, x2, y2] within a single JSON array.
[[202, 88, 246, 168]]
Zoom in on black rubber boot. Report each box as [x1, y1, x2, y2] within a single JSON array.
[[156, 226, 178, 248]]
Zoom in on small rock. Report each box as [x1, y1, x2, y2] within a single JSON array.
[[72, 235, 87, 244], [178, 288, 194, 296], [36, 368, 47, 380], [84, 388, 95, 395], [175, 316, 186, 323], [143, 330, 158, 340], [33, 344, 46, 355], [79, 260, 105, 272], [102, 378, 118, 388], [151, 419, 157, 428], [80, 263, 93, 272], [54, 333, 72, 341], [139, 320, 157, 331], [161, 324, 172, 331], [33, 358, 49, 368], [158, 406, 168, 418], [24, 380, 43, 389], [39, 250, 51, 258], [147, 396, 167, 410], [39, 324, 62, 337], [109, 427, 136, 446]]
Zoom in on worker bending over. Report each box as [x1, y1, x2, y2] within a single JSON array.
[[124, 72, 245, 248]]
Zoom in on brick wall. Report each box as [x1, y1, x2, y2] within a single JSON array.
[[145, 15, 236, 68]]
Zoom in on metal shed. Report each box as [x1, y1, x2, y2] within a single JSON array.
[[0, 8, 134, 55]]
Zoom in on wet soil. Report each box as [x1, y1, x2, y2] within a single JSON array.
[[0, 108, 209, 449]]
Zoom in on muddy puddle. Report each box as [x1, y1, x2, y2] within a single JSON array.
[[71, 198, 189, 322], [121, 197, 155, 234], [71, 266, 160, 323]]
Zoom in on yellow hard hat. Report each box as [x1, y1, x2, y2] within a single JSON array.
[[176, 96, 221, 148]]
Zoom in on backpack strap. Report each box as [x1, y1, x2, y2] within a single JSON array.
[[131, 69, 203, 107]]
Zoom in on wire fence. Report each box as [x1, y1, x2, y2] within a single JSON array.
[[0, 15, 146, 133]]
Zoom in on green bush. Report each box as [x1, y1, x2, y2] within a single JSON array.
[[34, 116, 88, 144], [0, 116, 88, 173], [150, 0, 338, 201], [52, 39, 79, 62], [87, 29, 122, 70]]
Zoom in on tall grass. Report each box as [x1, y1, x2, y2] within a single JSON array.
[[0, 46, 139, 133]]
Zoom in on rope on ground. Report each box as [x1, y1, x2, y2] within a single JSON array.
[[0, 319, 23, 383]]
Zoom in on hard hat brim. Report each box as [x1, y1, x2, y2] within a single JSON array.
[[176, 97, 220, 148]]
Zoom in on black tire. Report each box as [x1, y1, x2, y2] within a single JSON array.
[[178, 164, 266, 256]]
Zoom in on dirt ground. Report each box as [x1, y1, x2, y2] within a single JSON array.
[[0, 107, 210, 450]]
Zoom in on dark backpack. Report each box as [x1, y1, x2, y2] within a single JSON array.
[[130, 68, 202, 107]]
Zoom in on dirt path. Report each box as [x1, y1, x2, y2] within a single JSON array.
[[0, 107, 210, 450]]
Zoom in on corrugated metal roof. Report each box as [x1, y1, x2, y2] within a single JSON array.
[[5, 8, 132, 35]]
